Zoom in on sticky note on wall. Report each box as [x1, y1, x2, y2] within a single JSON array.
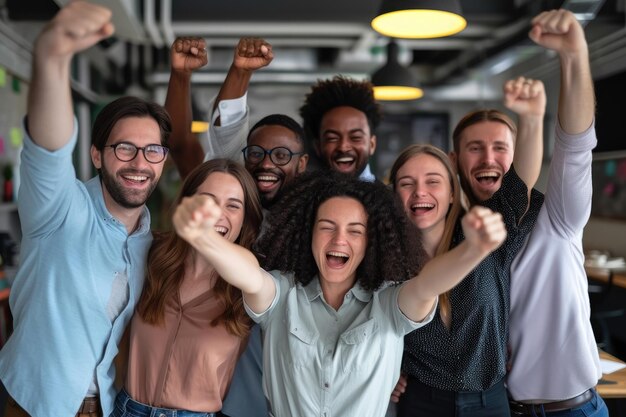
[[11, 77, 20, 93], [9, 127, 23, 148]]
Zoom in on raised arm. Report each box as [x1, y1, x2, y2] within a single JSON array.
[[173, 194, 276, 313], [164, 37, 208, 178], [28, 1, 114, 150], [530, 9, 594, 133], [398, 206, 507, 322], [212, 37, 273, 123], [504, 76, 546, 195]]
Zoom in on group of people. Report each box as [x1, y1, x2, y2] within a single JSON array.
[[0, 2, 607, 417]]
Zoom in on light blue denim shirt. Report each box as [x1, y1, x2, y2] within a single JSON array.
[[246, 271, 436, 417], [0, 120, 152, 417]]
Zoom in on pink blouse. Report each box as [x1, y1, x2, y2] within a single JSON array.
[[125, 290, 244, 412]]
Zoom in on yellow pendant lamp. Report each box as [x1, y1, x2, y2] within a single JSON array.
[[372, 0, 467, 39], [371, 40, 423, 101]]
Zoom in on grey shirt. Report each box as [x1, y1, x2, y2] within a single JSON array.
[[246, 270, 436, 417]]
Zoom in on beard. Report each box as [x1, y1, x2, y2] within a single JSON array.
[[99, 162, 158, 209]]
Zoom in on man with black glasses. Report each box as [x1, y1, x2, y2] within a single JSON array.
[[164, 37, 308, 210], [0, 2, 170, 417]]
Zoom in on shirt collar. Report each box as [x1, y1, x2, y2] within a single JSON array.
[[358, 164, 376, 182], [302, 276, 373, 303], [87, 175, 151, 236]]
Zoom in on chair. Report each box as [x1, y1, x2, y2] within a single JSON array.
[[588, 267, 626, 352]]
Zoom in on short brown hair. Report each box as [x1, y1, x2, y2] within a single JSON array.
[[91, 96, 171, 150], [452, 109, 516, 154]]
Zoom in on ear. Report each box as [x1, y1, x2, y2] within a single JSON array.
[[369, 135, 377, 156], [448, 151, 457, 167], [91, 145, 102, 169], [313, 140, 321, 157], [297, 153, 309, 173]]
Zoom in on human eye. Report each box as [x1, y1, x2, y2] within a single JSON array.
[[273, 148, 291, 163], [246, 148, 264, 160], [115, 143, 136, 156], [318, 223, 334, 232], [145, 145, 164, 157]]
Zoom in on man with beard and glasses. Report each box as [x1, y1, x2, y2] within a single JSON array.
[[0, 3, 170, 417], [164, 37, 308, 210]]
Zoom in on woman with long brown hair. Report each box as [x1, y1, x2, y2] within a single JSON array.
[[113, 159, 262, 417]]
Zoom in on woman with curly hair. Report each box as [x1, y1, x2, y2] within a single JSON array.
[[173, 171, 506, 417], [113, 159, 263, 417]]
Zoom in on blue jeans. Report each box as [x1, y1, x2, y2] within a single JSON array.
[[110, 389, 217, 417], [509, 390, 608, 417], [397, 376, 511, 417]]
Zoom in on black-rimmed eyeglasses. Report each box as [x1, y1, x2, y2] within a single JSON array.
[[106, 142, 169, 164], [242, 145, 303, 166]]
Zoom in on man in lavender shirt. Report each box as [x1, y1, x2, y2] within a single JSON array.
[[507, 9, 607, 417]]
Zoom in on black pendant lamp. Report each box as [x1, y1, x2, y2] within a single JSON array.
[[372, 0, 467, 39], [371, 40, 423, 101]]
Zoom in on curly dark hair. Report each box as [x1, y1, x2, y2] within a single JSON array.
[[256, 171, 425, 291], [299, 75, 381, 143]]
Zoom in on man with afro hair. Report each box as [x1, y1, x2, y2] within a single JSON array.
[[299, 75, 380, 180]]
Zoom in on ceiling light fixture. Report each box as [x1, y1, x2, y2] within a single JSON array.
[[372, 0, 467, 39], [371, 40, 423, 101], [191, 121, 209, 133]]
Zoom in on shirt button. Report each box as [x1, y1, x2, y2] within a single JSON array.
[[324, 382, 330, 388], [345, 293, 352, 299], [220, 102, 228, 109]]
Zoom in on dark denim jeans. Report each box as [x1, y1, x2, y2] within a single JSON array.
[[397, 377, 511, 417], [110, 389, 217, 417]]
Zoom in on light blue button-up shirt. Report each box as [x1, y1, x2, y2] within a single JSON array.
[[0, 121, 152, 417], [246, 271, 436, 417]]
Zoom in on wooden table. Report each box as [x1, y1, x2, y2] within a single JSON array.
[[586, 265, 626, 290], [598, 350, 626, 398]]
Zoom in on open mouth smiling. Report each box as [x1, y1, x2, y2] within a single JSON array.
[[326, 251, 349, 267], [121, 174, 149, 184], [474, 171, 500, 186], [410, 202, 435, 214], [214, 226, 228, 237], [334, 156, 355, 169]]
